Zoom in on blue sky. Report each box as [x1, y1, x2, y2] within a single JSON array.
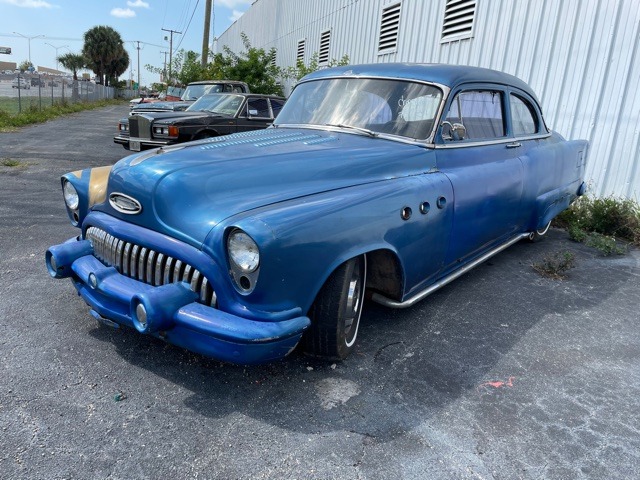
[[0, 0, 252, 86]]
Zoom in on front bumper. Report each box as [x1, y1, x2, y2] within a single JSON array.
[[46, 236, 310, 364]]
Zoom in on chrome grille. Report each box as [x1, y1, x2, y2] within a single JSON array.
[[128, 117, 140, 138], [86, 226, 217, 307]]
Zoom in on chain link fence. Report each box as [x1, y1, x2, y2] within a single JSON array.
[[0, 73, 138, 114]]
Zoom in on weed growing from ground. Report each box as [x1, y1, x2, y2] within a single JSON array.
[[1, 158, 21, 167], [532, 251, 576, 279]]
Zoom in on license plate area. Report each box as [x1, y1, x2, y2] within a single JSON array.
[[130, 140, 141, 152]]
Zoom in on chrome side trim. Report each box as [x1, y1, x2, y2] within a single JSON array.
[[372, 233, 531, 309], [434, 133, 552, 149]]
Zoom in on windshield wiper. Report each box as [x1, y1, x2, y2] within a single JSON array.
[[324, 123, 378, 137]]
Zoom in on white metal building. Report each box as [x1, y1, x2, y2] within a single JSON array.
[[217, 0, 640, 198]]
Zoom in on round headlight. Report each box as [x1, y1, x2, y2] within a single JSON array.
[[63, 180, 79, 210], [228, 230, 260, 273]]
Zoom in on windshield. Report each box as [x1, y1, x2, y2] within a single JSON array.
[[166, 86, 184, 98], [181, 83, 224, 101], [274, 78, 443, 140], [186, 94, 244, 116]]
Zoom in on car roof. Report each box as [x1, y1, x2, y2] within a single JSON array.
[[302, 63, 539, 102], [188, 80, 248, 86], [198, 93, 286, 100]]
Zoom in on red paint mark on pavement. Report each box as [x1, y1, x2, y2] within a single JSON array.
[[477, 376, 515, 393]]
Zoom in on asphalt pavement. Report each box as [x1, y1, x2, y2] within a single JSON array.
[[1, 105, 639, 479]]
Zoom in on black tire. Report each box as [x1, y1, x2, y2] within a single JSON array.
[[303, 255, 367, 360], [528, 220, 552, 242]]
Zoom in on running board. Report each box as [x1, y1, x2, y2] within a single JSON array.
[[371, 232, 531, 309]]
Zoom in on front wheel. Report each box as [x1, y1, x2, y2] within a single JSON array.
[[303, 255, 367, 360]]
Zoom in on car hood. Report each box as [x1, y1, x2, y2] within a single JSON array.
[[132, 101, 193, 113], [132, 111, 226, 124], [95, 128, 434, 248]]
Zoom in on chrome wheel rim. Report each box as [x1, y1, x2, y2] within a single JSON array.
[[344, 258, 366, 347]]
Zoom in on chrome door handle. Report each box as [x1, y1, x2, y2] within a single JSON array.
[[506, 142, 521, 149]]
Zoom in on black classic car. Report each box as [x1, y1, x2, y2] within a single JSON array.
[[115, 93, 286, 151], [128, 80, 250, 113]]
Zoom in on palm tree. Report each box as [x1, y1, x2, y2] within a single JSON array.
[[82, 26, 126, 86], [57, 53, 86, 81], [106, 46, 129, 86], [58, 53, 86, 100]]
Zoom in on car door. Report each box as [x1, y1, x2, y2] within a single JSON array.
[[435, 86, 525, 273], [236, 97, 274, 134]]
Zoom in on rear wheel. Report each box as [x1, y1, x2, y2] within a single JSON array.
[[303, 255, 367, 360]]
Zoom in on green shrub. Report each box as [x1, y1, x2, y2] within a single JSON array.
[[584, 232, 627, 256], [556, 195, 640, 247]]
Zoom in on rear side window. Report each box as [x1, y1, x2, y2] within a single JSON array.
[[247, 98, 270, 118], [444, 90, 505, 140], [510, 94, 538, 135]]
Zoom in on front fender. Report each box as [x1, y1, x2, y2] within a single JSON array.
[[204, 171, 453, 314]]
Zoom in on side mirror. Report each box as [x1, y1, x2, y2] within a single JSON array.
[[441, 121, 466, 141]]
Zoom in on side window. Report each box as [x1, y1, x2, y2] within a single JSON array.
[[444, 90, 505, 140], [270, 99, 285, 117], [510, 94, 538, 136], [247, 98, 270, 118]]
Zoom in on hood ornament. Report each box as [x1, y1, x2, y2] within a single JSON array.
[[109, 192, 142, 214]]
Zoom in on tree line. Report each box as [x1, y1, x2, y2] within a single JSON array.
[[147, 33, 349, 96], [49, 25, 348, 95]]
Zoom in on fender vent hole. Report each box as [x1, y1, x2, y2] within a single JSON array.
[[420, 202, 430, 214], [401, 207, 412, 220]]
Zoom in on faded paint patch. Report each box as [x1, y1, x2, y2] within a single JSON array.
[[315, 378, 360, 410], [88, 166, 112, 206]]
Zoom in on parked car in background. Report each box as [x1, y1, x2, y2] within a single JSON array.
[[47, 63, 587, 364], [115, 93, 284, 151], [12, 77, 30, 89], [129, 80, 250, 111]]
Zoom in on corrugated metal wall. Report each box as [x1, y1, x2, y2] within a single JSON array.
[[218, 0, 640, 198]]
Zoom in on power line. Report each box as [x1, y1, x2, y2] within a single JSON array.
[[174, 0, 200, 52]]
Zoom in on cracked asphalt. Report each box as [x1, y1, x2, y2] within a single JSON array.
[[1, 104, 639, 479]]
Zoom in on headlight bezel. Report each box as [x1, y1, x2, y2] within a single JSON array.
[[63, 179, 79, 211], [226, 228, 260, 293]]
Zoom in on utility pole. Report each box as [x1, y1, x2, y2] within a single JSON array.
[[161, 28, 182, 83], [201, 0, 213, 68], [160, 51, 169, 83], [135, 41, 141, 88]]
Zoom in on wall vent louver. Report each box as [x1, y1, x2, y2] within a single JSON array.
[[378, 2, 402, 52], [441, 0, 476, 42]]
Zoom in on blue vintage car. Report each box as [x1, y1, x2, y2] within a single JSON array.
[[46, 64, 587, 364]]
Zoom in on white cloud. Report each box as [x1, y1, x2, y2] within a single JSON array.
[[217, 0, 251, 9], [1, 0, 56, 8], [110, 7, 136, 18], [229, 9, 244, 22], [127, 0, 149, 8]]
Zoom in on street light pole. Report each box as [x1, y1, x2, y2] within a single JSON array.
[[45, 43, 69, 72], [13, 32, 44, 66]]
